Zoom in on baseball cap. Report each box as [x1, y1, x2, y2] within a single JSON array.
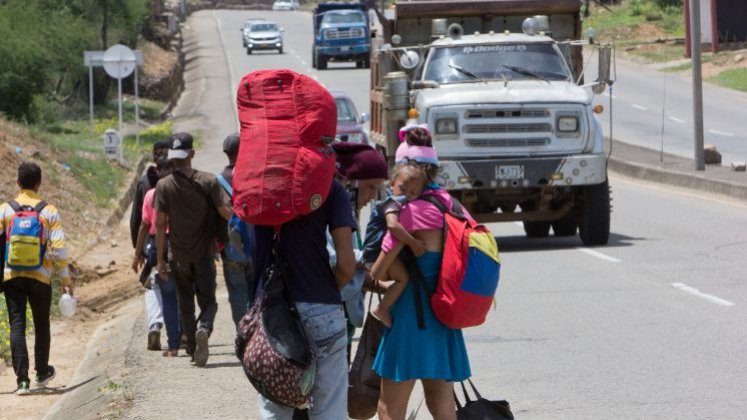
[[167, 132, 194, 160], [223, 132, 240, 155]]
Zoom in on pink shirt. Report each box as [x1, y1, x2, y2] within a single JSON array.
[[141, 189, 161, 236], [381, 188, 472, 252]]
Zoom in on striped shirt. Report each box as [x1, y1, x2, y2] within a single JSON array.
[[0, 189, 71, 286]]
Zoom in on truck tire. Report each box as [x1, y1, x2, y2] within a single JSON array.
[[317, 52, 327, 70], [312, 48, 317, 68], [363, 55, 370, 69], [552, 211, 577, 236], [579, 179, 611, 246]]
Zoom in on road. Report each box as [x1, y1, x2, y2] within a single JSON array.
[[589, 54, 747, 165], [125, 10, 747, 419]]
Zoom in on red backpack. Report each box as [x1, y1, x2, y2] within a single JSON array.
[[424, 196, 501, 329], [233, 69, 337, 226]]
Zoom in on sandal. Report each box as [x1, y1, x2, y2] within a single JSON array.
[[162, 349, 178, 357]]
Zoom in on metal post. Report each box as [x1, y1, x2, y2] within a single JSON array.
[[134, 66, 140, 146], [89, 65, 94, 134], [689, 0, 705, 170], [118, 76, 124, 163]]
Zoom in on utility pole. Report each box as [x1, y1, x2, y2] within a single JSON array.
[[689, 0, 705, 170]]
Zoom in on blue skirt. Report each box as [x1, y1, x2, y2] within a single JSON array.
[[373, 252, 471, 382]]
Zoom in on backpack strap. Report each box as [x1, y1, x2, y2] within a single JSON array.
[[34, 201, 47, 213], [8, 200, 22, 212], [8, 200, 47, 213], [216, 174, 233, 197]]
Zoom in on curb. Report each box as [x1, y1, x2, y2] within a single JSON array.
[[608, 154, 747, 202]]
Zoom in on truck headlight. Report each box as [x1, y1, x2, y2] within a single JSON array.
[[436, 118, 458, 134], [557, 116, 579, 132]]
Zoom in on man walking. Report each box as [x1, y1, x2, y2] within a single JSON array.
[[216, 132, 254, 328], [0, 162, 72, 395], [155, 133, 232, 367], [130, 140, 170, 351]]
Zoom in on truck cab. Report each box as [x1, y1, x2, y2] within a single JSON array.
[[369, 0, 613, 246], [313, 3, 371, 70]]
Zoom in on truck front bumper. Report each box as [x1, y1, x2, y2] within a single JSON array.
[[437, 154, 607, 190], [318, 43, 370, 58]]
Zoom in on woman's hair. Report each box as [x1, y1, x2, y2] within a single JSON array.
[[391, 162, 428, 188]]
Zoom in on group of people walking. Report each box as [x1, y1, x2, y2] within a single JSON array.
[[0, 101, 475, 419]]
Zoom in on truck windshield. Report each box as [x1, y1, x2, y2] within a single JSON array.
[[322, 12, 365, 24], [424, 43, 570, 84], [251, 23, 278, 32]]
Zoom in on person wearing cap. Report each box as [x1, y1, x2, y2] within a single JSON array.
[[154, 132, 233, 367], [215, 132, 254, 329], [130, 139, 171, 351], [329, 142, 388, 359]]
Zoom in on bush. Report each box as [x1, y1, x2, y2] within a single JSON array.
[[654, 0, 682, 8]]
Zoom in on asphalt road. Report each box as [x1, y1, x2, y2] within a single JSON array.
[[126, 10, 747, 419]]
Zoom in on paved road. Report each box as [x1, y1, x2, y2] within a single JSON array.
[[589, 55, 747, 165], [120, 10, 747, 419]]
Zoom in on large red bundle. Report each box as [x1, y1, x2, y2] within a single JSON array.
[[234, 69, 337, 226]]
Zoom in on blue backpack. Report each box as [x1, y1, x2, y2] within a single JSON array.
[[217, 174, 254, 263], [5, 200, 48, 270]]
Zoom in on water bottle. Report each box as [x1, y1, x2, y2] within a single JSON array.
[[58, 293, 77, 317]]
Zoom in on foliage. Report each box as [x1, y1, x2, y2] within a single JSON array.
[[654, 0, 682, 8], [709, 68, 747, 92], [0, 0, 152, 122]]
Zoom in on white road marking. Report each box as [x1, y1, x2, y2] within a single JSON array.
[[212, 11, 239, 130], [577, 247, 621, 263], [602, 92, 617, 99], [708, 129, 735, 137], [668, 116, 686, 124], [632, 104, 648, 111], [671, 282, 735, 307]]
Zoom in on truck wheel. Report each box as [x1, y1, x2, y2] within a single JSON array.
[[523, 221, 551, 238], [312, 48, 317, 68], [317, 53, 327, 70], [363, 56, 371, 69], [552, 211, 577, 236], [579, 179, 611, 246], [356, 61, 363, 69]]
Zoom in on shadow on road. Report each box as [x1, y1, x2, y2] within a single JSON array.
[[496, 232, 642, 253]]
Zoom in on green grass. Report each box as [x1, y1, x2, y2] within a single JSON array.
[[583, 0, 685, 41], [709, 68, 747, 92], [633, 45, 686, 63]]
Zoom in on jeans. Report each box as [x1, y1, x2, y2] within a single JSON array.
[[170, 255, 218, 353], [258, 303, 348, 420], [3, 278, 52, 386], [153, 273, 181, 350], [220, 255, 254, 328]]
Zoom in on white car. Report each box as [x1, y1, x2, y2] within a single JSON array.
[[272, 1, 299, 11]]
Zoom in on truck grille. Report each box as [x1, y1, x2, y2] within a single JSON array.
[[466, 138, 550, 147], [326, 28, 364, 40], [465, 108, 549, 119], [465, 123, 551, 134]]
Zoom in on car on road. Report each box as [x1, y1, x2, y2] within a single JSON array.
[[332, 91, 369, 144], [245, 21, 284, 54], [272, 1, 299, 11], [241, 18, 265, 47]]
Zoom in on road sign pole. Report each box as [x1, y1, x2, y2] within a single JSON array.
[[89, 65, 94, 135], [118, 76, 124, 163], [134, 66, 140, 146], [689, 0, 705, 171]]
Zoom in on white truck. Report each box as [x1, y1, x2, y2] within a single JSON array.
[[369, 0, 613, 245]]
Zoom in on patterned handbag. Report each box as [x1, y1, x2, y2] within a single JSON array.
[[236, 243, 316, 409]]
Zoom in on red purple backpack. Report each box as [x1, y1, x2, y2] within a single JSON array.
[[233, 69, 337, 226], [424, 196, 501, 329]]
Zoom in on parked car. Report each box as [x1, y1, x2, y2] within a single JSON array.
[[332, 91, 369, 143], [245, 21, 284, 54], [241, 18, 265, 47], [272, 1, 299, 11]]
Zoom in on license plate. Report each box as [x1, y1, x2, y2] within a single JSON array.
[[340, 46, 350, 52], [496, 165, 524, 180]]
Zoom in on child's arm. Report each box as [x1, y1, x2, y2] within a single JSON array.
[[385, 213, 426, 256]]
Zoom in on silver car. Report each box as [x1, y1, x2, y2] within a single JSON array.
[[272, 1, 299, 11], [245, 21, 284, 54], [241, 18, 265, 47]]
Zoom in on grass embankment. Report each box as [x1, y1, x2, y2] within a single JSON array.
[[584, 0, 747, 92], [0, 98, 172, 363]]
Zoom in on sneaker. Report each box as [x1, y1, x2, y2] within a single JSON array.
[[192, 328, 210, 367], [35, 366, 56, 387], [15, 381, 30, 396], [147, 327, 161, 351]]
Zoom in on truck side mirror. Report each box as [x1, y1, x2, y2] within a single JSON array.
[[597, 45, 612, 85], [359, 113, 370, 123]]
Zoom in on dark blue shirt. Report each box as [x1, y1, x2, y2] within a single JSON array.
[[253, 180, 357, 304]]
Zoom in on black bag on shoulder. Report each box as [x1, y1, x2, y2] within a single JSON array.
[[235, 238, 316, 409], [173, 170, 229, 248], [455, 379, 514, 420], [348, 292, 385, 419]]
